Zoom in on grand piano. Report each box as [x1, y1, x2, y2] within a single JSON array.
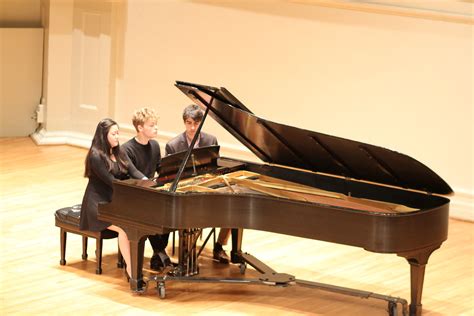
[[98, 81, 451, 316]]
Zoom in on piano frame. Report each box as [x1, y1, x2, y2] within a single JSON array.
[[98, 81, 451, 316], [99, 156, 448, 316]]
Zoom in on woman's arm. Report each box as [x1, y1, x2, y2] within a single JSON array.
[[89, 151, 116, 186], [127, 157, 147, 179]]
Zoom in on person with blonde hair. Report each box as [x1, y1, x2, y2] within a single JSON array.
[[122, 107, 171, 270]]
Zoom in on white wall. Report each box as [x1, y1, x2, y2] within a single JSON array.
[[0, 0, 41, 27], [33, 0, 473, 220], [0, 28, 43, 136], [0, 0, 43, 136]]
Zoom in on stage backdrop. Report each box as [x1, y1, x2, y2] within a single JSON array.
[[31, 0, 472, 220]]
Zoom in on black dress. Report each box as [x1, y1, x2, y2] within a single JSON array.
[[79, 150, 142, 232]]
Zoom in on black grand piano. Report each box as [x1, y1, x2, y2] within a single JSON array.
[[98, 81, 451, 316]]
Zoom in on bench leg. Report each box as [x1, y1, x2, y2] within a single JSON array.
[[82, 236, 88, 260], [60, 228, 67, 265], [96, 237, 103, 274]]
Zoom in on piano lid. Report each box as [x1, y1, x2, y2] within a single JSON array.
[[175, 81, 453, 195]]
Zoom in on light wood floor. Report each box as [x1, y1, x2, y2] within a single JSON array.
[[0, 137, 473, 315]]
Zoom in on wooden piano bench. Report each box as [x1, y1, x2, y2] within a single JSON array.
[[54, 204, 124, 274]]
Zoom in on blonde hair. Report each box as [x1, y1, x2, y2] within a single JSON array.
[[132, 107, 158, 131]]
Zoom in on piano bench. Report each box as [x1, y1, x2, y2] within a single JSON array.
[[54, 204, 124, 274]]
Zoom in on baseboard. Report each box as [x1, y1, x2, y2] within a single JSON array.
[[449, 190, 474, 222], [30, 128, 93, 148], [30, 127, 473, 222]]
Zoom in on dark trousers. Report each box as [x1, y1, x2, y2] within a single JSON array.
[[148, 233, 170, 253]]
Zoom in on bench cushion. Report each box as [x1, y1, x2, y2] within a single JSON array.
[[55, 204, 118, 239], [55, 204, 82, 226]]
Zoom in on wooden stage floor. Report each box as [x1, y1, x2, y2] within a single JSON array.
[[1, 137, 473, 315]]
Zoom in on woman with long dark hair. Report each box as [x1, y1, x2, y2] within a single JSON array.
[[80, 118, 144, 279]]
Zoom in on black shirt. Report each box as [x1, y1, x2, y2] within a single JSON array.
[[122, 138, 161, 179]]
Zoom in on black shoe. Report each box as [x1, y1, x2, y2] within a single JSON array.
[[150, 251, 171, 270], [213, 243, 229, 264]]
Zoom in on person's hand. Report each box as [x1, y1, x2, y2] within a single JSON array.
[[136, 179, 156, 188]]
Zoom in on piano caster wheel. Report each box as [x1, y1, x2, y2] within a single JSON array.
[[388, 301, 397, 316], [239, 263, 247, 275], [158, 282, 166, 299]]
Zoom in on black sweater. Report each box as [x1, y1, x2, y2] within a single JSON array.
[[122, 138, 161, 179]]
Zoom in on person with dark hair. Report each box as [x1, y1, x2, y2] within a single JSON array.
[[165, 104, 231, 264], [165, 104, 217, 154], [122, 107, 171, 270], [79, 118, 144, 279]]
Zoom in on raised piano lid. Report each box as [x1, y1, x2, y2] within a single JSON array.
[[175, 81, 453, 195]]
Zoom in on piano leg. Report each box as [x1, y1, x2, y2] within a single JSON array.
[[124, 227, 148, 292], [399, 245, 440, 316]]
